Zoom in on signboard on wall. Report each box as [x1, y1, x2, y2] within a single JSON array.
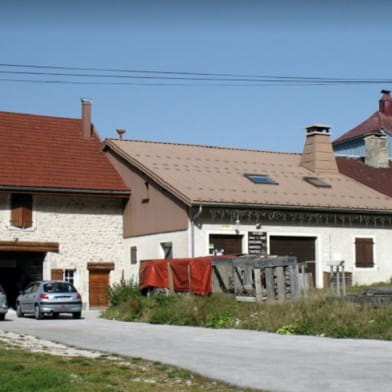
[[248, 231, 267, 255]]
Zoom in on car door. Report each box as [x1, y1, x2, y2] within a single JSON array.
[[20, 283, 37, 313]]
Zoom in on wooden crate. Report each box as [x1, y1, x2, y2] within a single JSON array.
[[232, 255, 304, 302]]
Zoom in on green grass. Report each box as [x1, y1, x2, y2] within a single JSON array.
[[0, 342, 257, 392], [102, 282, 392, 340]]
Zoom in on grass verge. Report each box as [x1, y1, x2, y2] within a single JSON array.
[[0, 341, 257, 392]]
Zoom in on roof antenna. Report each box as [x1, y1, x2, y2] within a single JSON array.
[[116, 129, 126, 139]]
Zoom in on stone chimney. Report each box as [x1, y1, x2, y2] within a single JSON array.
[[364, 132, 389, 168], [81, 98, 92, 138], [379, 89, 392, 116], [300, 124, 338, 174]]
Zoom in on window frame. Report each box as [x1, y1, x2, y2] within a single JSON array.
[[161, 242, 173, 259], [130, 246, 138, 265], [64, 269, 75, 284], [244, 173, 278, 185]]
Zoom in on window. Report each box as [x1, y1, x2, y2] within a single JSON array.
[[355, 238, 374, 268], [51, 269, 75, 284], [11, 193, 33, 228], [130, 246, 138, 265], [245, 174, 278, 185], [64, 270, 75, 284], [161, 242, 173, 259], [303, 176, 331, 188]]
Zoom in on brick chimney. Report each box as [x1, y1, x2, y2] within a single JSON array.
[[300, 124, 338, 174], [81, 98, 92, 138], [379, 89, 392, 116], [364, 132, 389, 168]]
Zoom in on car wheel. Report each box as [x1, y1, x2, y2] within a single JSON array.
[[16, 303, 24, 318], [72, 312, 81, 319], [34, 305, 43, 320], [0, 313, 5, 321], [52, 313, 59, 319]]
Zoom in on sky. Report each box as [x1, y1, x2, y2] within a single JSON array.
[[1, 0, 392, 153]]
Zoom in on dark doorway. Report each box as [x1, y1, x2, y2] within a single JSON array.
[[0, 252, 45, 308], [209, 234, 243, 256], [269, 236, 316, 285]]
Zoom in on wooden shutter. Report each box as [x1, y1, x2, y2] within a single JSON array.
[[11, 194, 33, 228], [355, 238, 374, 268], [51, 269, 64, 280]]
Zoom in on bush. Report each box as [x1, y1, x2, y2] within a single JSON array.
[[107, 279, 141, 307]]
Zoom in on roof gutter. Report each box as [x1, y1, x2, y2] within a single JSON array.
[[0, 185, 130, 199], [190, 202, 392, 216]]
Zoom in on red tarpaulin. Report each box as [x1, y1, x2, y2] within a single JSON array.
[[139, 256, 214, 296]]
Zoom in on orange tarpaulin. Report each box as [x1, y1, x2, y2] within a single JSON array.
[[139, 256, 214, 296]]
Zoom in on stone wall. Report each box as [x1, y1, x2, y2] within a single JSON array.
[[0, 194, 128, 308]]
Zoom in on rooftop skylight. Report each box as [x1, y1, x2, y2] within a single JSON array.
[[303, 176, 331, 188], [245, 174, 278, 185]]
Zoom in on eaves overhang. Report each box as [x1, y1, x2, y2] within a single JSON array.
[[192, 201, 392, 216], [0, 185, 130, 199], [202, 204, 392, 228]]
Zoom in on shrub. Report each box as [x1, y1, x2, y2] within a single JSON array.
[[107, 279, 141, 307]]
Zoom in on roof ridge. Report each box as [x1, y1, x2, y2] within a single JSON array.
[[105, 138, 300, 156]]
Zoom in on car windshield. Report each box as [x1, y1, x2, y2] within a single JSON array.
[[43, 282, 76, 293]]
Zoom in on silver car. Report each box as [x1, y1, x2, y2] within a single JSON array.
[[16, 280, 82, 320], [0, 285, 7, 320]]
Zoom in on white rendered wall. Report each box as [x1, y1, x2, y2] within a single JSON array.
[[125, 230, 190, 282], [193, 222, 392, 287], [0, 194, 127, 308]]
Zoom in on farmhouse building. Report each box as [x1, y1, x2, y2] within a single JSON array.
[[104, 124, 392, 288], [0, 100, 130, 308], [334, 90, 392, 198]]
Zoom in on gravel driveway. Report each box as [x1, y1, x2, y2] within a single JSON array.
[[1, 309, 392, 392]]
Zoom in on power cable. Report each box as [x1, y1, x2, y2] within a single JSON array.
[[0, 63, 391, 86]]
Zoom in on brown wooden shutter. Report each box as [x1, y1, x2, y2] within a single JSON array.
[[11, 194, 33, 228], [355, 238, 374, 268], [51, 269, 64, 280]]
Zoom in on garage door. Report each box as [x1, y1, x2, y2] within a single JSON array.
[[270, 236, 316, 285]]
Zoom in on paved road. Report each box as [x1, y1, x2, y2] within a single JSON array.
[[1, 310, 392, 392]]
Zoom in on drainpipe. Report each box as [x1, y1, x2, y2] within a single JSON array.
[[190, 205, 203, 257]]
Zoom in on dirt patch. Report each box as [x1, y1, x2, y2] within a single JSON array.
[[0, 329, 108, 358]]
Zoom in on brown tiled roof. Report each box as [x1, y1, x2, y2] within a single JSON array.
[[105, 138, 392, 212], [336, 157, 392, 197], [333, 111, 392, 144], [0, 111, 129, 196]]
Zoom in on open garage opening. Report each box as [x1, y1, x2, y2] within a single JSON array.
[[0, 252, 45, 308]]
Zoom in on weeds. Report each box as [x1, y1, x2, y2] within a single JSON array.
[[102, 284, 392, 340], [107, 279, 141, 307]]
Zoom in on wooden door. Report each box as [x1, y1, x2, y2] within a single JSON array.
[[89, 270, 110, 307]]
